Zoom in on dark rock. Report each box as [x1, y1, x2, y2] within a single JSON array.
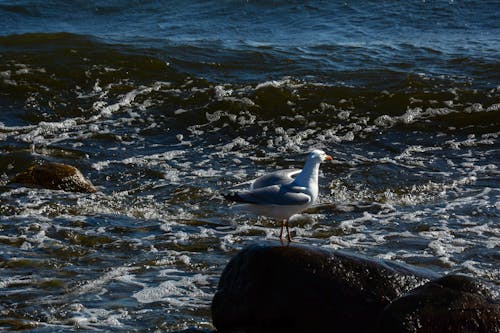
[[211, 242, 438, 333], [379, 274, 500, 333], [11, 162, 96, 193]]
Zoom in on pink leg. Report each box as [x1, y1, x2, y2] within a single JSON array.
[[285, 219, 292, 242]]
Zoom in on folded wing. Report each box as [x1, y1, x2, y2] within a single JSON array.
[[250, 169, 300, 190], [224, 184, 311, 206]]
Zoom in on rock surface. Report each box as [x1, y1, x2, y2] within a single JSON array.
[[379, 274, 500, 333], [11, 162, 96, 193], [211, 242, 438, 333]]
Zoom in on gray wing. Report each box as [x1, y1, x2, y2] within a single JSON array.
[[250, 169, 301, 190], [227, 184, 311, 206]]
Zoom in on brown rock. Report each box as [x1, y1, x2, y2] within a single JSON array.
[[12, 162, 96, 193]]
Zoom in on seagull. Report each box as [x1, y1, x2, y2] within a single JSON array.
[[224, 149, 332, 242]]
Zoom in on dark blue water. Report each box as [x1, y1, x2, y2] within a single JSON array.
[[2, 1, 499, 84], [0, 1, 499, 331]]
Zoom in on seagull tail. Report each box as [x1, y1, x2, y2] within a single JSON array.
[[222, 191, 248, 203]]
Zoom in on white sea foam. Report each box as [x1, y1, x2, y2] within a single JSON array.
[[1, 69, 499, 333], [92, 81, 171, 119], [133, 272, 211, 306], [71, 266, 136, 296], [64, 304, 130, 329]]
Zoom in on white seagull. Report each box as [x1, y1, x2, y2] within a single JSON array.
[[224, 149, 332, 242]]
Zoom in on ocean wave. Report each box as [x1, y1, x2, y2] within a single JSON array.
[[0, 27, 499, 331]]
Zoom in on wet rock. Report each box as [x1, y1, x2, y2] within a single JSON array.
[[211, 242, 437, 333], [379, 274, 500, 333], [11, 162, 96, 193]]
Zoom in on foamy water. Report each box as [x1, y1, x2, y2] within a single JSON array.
[[1, 1, 499, 330]]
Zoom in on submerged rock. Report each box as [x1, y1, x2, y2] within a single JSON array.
[[211, 242, 437, 333], [11, 162, 96, 193], [379, 274, 500, 333]]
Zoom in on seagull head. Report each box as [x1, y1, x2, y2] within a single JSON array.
[[308, 149, 333, 163]]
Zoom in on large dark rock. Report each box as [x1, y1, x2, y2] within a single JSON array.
[[11, 162, 96, 193], [379, 274, 500, 333], [211, 242, 438, 333]]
